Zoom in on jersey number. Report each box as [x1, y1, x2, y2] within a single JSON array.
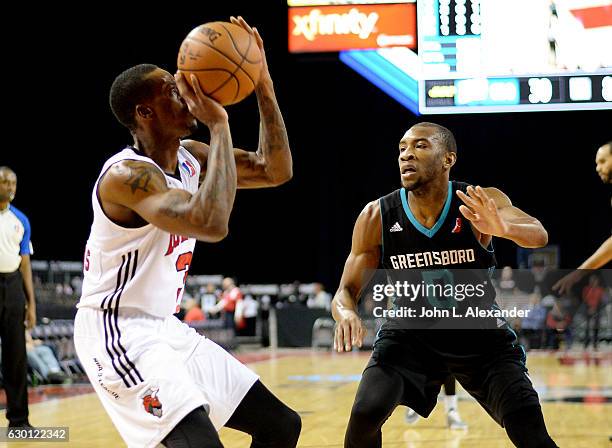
[[84, 249, 91, 272], [421, 270, 457, 308], [175, 251, 193, 302]]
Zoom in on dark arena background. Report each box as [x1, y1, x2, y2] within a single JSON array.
[[1, 1, 611, 447]]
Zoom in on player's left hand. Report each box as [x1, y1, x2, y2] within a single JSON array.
[[456, 186, 509, 238], [229, 16, 271, 87]]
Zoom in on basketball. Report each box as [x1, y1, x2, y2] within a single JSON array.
[[177, 22, 263, 106]]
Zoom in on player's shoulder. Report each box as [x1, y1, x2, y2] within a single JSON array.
[[378, 188, 402, 210], [360, 200, 380, 218], [8, 205, 30, 227], [100, 159, 168, 197], [356, 200, 382, 231], [104, 159, 164, 181], [353, 200, 382, 245]]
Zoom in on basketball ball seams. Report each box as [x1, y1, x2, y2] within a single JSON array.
[[208, 67, 241, 103], [217, 23, 259, 88], [177, 22, 262, 105], [181, 36, 240, 101], [182, 33, 255, 101], [180, 67, 239, 98], [218, 23, 262, 65], [182, 36, 241, 71]]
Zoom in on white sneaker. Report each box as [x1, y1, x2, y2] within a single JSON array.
[[405, 408, 420, 424], [447, 410, 468, 430]]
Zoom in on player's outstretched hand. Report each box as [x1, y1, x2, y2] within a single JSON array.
[[175, 72, 228, 128], [553, 270, 584, 296], [229, 16, 271, 86], [334, 309, 366, 353], [457, 186, 508, 238]]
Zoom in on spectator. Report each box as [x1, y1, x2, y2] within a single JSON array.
[[520, 290, 548, 350], [70, 276, 83, 296], [307, 283, 332, 311], [531, 259, 548, 284], [582, 274, 605, 350], [183, 298, 205, 324], [200, 282, 220, 317], [545, 301, 571, 349], [210, 277, 243, 330], [0, 166, 36, 429], [236, 294, 259, 336], [498, 266, 517, 293], [25, 331, 67, 384], [287, 280, 306, 305], [62, 283, 73, 296]]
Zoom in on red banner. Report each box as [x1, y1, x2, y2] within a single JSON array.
[[570, 5, 612, 29], [288, 3, 417, 53]]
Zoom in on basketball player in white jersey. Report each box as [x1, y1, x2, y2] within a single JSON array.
[[74, 18, 300, 448]]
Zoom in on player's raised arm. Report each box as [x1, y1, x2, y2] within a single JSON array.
[[101, 76, 237, 242], [182, 17, 292, 189], [332, 201, 381, 352], [456, 185, 548, 248], [231, 16, 292, 188]]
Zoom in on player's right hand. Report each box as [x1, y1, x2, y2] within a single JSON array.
[[334, 310, 366, 353], [175, 72, 228, 128], [230, 16, 271, 87]]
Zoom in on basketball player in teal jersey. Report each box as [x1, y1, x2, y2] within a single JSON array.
[[332, 123, 557, 447]]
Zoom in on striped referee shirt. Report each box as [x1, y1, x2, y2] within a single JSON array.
[[0, 205, 33, 273]]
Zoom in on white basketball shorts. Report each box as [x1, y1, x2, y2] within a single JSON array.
[[74, 307, 259, 448]]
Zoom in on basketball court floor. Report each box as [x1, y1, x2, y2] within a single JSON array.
[[1, 348, 610, 447]]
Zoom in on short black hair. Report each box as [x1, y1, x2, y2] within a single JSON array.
[[413, 122, 457, 153], [109, 64, 160, 130]]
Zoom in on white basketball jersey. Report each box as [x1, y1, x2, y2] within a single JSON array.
[[78, 146, 201, 317]]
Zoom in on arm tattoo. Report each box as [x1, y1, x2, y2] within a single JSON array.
[[258, 91, 289, 156], [255, 84, 292, 183], [160, 191, 189, 218], [124, 165, 157, 194], [189, 127, 236, 229]]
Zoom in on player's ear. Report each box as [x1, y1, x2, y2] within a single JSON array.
[[444, 151, 457, 169], [135, 104, 154, 120]]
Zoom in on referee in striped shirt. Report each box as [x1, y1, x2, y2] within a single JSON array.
[[0, 166, 36, 429]]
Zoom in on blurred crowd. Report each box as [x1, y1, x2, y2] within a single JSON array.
[[493, 265, 610, 351], [176, 277, 332, 336]]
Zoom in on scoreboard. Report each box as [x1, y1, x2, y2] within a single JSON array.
[[331, 0, 612, 114], [422, 73, 612, 113], [417, 0, 612, 113]]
